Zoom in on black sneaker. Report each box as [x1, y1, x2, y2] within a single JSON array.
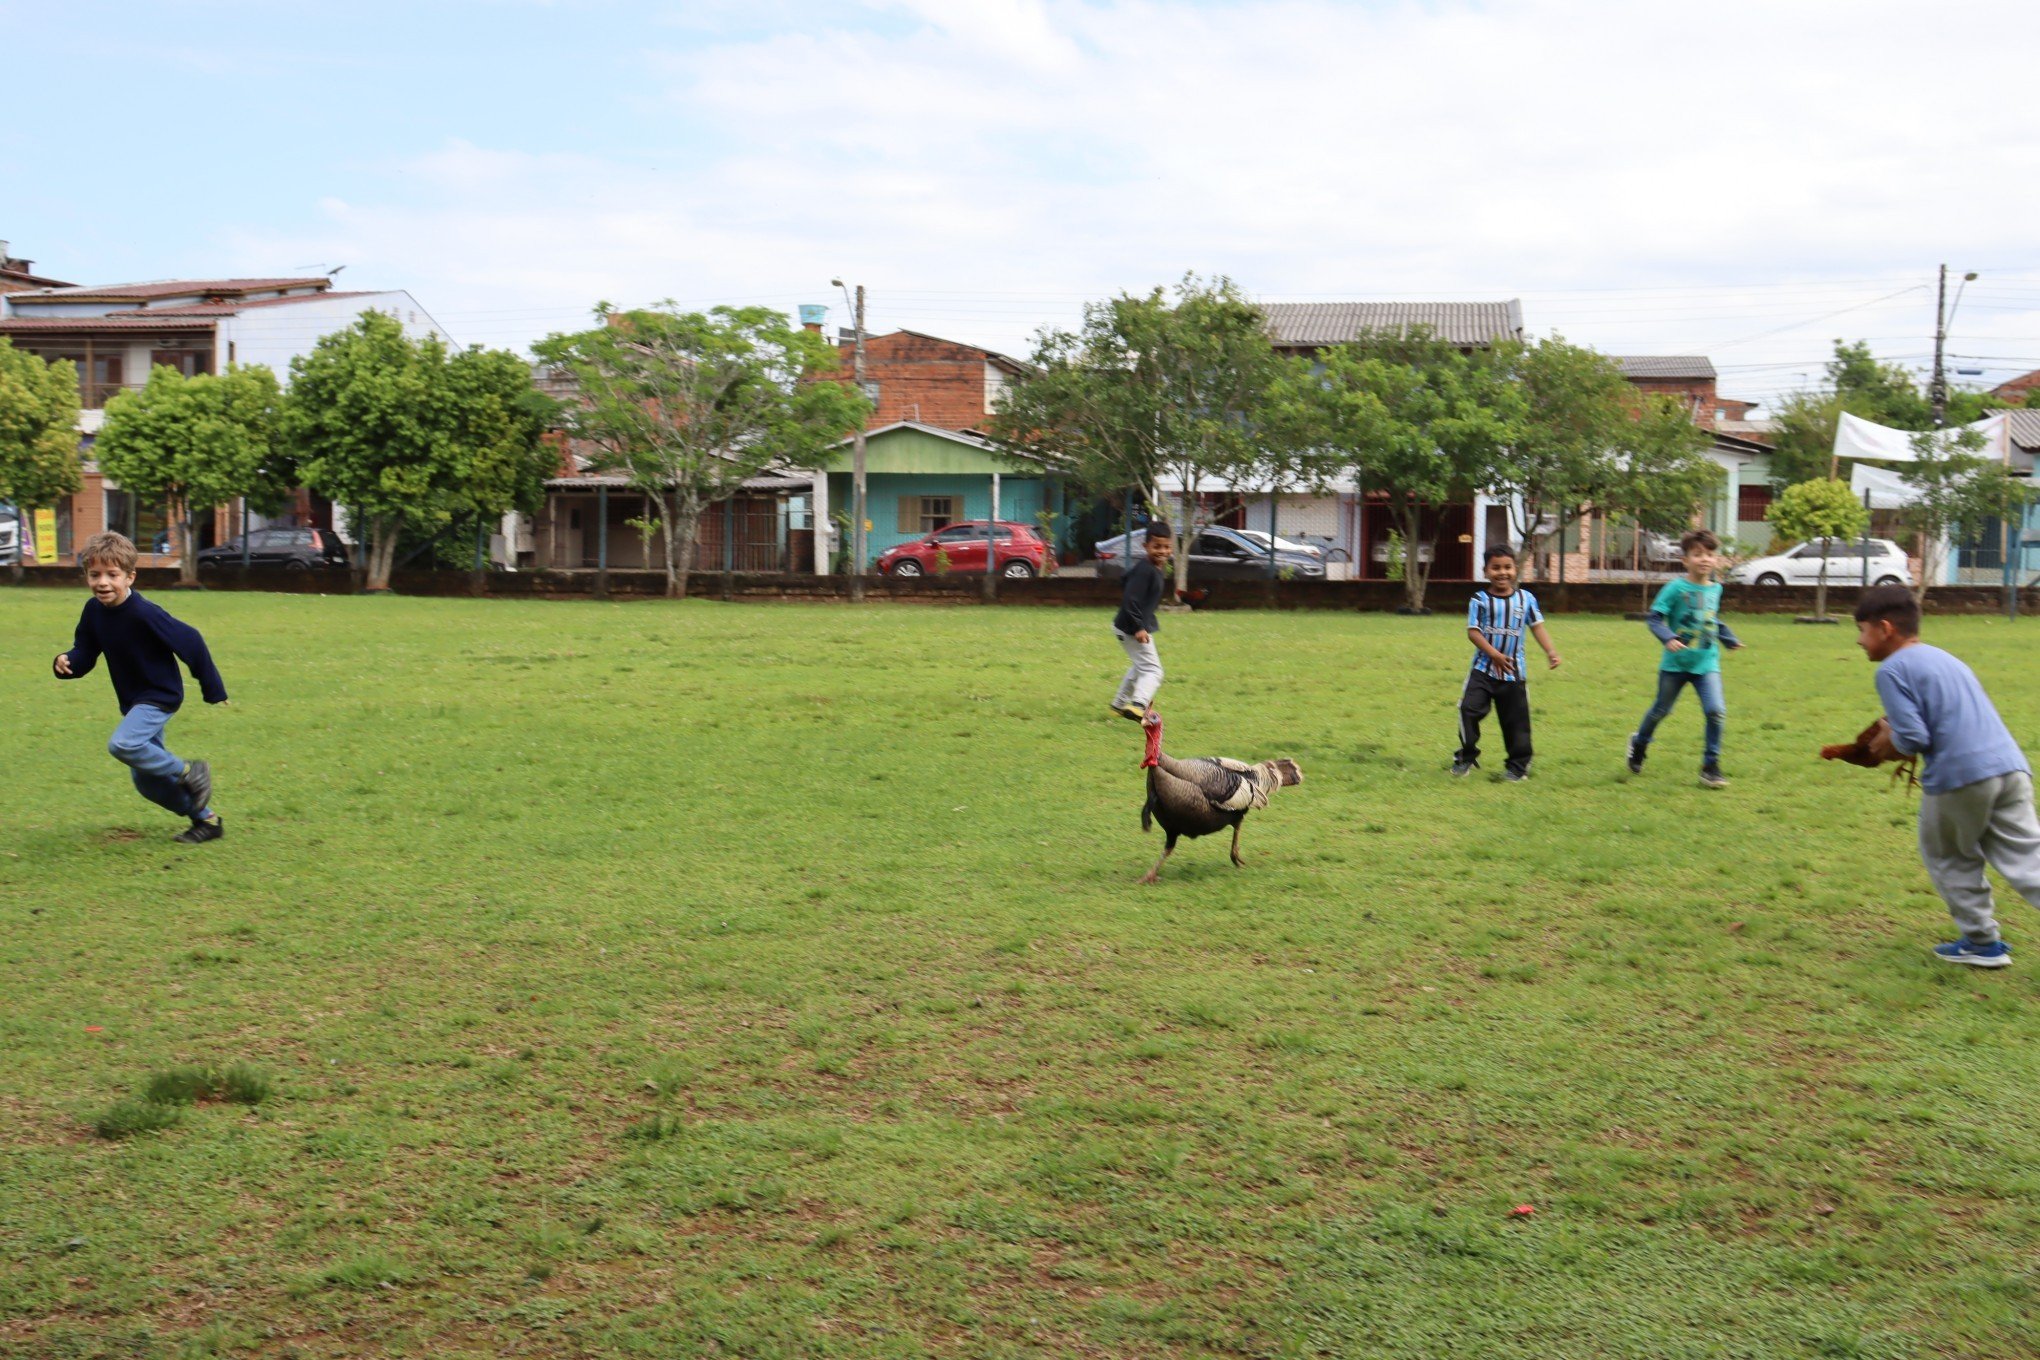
[[178, 759, 212, 816], [174, 816, 224, 845], [1698, 765, 1730, 790], [1450, 759, 1477, 778], [1503, 769, 1529, 782], [1625, 736, 1645, 774]]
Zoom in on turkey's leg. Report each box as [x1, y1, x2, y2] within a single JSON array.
[[1140, 841, 1176, 885], [1229, 824, 1245, 868]]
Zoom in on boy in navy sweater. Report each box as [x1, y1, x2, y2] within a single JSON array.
[[52, 532, 228, 843], [1110, 523, 1173, 723]]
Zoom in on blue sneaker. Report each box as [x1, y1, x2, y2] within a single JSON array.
[[1934, 939, 2012, 969]]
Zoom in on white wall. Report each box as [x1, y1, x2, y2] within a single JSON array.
[[218, 290, 451, 379]]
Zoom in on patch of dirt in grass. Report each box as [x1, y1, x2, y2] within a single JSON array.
[[99, 828, 146, 842]]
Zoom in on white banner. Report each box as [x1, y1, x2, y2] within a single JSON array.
[[1850, 461, 1917, 509], [1832, 410, 2009, 464]]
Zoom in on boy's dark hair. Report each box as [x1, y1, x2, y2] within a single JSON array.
[[1145, 522, 1173, 542], [79, 532, 138, 574], [1483, 544, 1517, 566], [1854, 583, 1921, 636], [1679, 528, 1719, 554]]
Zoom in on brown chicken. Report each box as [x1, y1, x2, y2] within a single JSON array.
[[1138, 713, 1303, 884]]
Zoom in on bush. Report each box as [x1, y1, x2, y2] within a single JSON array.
[[143, 1062, 272, 1107], [91, 1098, 184, 1140]]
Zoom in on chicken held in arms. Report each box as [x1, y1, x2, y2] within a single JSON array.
[[1138, 712, 1303, 884]]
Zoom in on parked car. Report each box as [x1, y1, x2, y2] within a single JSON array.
[[196, 526, 351, 571], [0, 502, 18, 566], [1095, 525, 1326, 580], [1730, 537, 1911, 588], [1235, 529, 1324, 559], [876, 520, 1048, 579]]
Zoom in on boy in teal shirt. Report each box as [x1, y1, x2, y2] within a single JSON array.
[[1626, 528, 1746, 788]]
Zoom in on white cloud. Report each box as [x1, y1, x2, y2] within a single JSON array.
[[223, 0, 2040, 403]]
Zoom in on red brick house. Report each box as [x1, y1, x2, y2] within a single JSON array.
[[1613, 356, 1759, 429], [832, 329, 1029, 432], [1992, 368, 2040, 406]]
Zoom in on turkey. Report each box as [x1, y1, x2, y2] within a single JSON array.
[[1138, 713, 1303, 884]]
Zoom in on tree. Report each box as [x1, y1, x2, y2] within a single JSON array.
[[1596, 394, 1721, 562], [94, 364, 289, 587], [1767, 478, 1869, 621], [1767, 339, 2009, 488], [534, 303, 867, 598], [0, 337, 83, 576], [283, 312, 556, 591], [991, 275, 1277, 594], [1489, 336, 1634, 580], [1894, 426, 2034, 603], [1271, 327, 1521, 612]]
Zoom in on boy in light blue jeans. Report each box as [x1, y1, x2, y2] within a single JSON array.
[[1626, 528, 1745, 789], [52, 532, 229, 843]]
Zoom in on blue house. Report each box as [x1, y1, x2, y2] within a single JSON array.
[[816, 421, 1066, 571]]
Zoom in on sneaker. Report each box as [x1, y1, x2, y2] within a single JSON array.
[[1450, 759, 1477, 778], [178, 759, 212, 815], [1934, 939, 2012, 968], [1625, 735, 1646, 774], [174, 815, 224, 845], [1113, 702, 1151, 724], [1503, 769, 1529, 782], [1698, 765, 1730, 789]]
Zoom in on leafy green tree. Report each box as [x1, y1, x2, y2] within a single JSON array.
[[283, 312, 555, 591], [1767, 478, 1869, 620], [95, 364, 289, 587], [1768, 339, 2009, 487], [1596, 394, 1721, 565], [534, 303, 866, 598], [1488, 336, 1635, 580], [1271, 327, 1520, 612], [993, 275, 1278, 593], [0, 337, 83, 575], [1895, 426, 2034, 602]]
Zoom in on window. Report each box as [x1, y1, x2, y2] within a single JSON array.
[[1194, 532, 1242, 557], [933, 524, 980, 543], [899, 496, 956, 534], [1736, 484, 1774, 521]]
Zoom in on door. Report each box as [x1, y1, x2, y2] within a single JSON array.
[[1190, 530, 1253, 580], [932, 524, 985, 572], [246, 529, 286, 565]]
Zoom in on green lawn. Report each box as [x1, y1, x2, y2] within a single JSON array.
[[4, 591, 2040, 1359]]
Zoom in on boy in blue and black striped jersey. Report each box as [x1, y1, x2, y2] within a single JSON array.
[[1453, 546, 1562, 781]]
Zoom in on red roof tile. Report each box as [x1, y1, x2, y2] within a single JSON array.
[[0, 316, 221, 333]]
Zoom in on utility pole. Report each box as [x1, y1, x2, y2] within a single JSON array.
[[1930, 263, 1950, 429], [834, 279, 870, 600]]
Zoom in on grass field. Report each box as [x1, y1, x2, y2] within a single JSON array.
[[4, 590, 2040, 1359]]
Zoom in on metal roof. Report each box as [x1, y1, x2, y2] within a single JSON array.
[[4, 277, 332, 302], [1614, 356, 1717, 380], [100, 291, 376, 318], [1261, 300, 1523, 349], [545, 472, 812, 491], [2006, 410, 2040, 451]]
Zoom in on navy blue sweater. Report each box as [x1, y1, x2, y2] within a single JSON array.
[[56, 591, 227, 714]]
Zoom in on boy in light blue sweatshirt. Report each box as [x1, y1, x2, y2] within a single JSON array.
[[1854, 585, 2040, 968]]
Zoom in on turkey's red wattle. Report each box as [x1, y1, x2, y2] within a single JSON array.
[[1142, 714, 1163, 768]]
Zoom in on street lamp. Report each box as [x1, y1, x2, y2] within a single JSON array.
[[832, 277, 869, 600]]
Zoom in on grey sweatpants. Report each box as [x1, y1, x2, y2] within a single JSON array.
[[1112, 628, 1164, 710], [1920, 771, 2040, 944]]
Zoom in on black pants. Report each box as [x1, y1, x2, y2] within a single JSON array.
[[1456, 672, 1532, 776]]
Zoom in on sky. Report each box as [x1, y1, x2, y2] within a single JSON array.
[[6, 0, 2039, 409]]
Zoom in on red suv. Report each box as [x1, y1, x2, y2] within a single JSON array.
[[877, 520, 1047, 579]]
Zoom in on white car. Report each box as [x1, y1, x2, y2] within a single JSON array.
[[1731, 537, 1912, 588]]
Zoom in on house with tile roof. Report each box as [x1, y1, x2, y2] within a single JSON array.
[[0, 275, 448, 565]]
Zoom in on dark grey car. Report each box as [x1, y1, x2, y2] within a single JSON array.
[[1094, 525, 1325, 581], [197, 526, 350, 571]]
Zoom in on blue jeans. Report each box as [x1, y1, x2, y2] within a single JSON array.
[[1635, 669, 1725, 768], [109, 704, 198, 817]]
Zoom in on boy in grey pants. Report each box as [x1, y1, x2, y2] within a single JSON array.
[[1856, 586, 2040, 967]]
